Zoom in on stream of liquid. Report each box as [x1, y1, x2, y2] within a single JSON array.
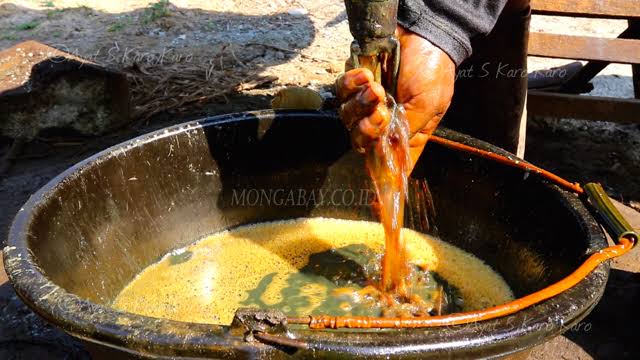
[[366, 96, 412, 297]]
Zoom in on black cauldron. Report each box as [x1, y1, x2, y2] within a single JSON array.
[[4, 110, 608, 359]]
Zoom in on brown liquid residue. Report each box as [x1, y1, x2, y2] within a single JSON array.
[[365, 97, 412, 297]]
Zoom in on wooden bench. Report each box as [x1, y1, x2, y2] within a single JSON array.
[[527, 0, 640, 123]]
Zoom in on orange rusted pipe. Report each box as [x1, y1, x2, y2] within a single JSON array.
[[428, 135, 584, 194], [289, 237, 634, 329]]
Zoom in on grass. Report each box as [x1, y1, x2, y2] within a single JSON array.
[[41, 1, 55, 8], [108, 22, 126, 32], [108, 15, 131, 32], [46, 8, 66, 19], [76, 5, 93, 13], [203, 21, 215, 31], [1, 34, 18, 41], [16, 21, 40, 31], [144, 0, 172, 23]]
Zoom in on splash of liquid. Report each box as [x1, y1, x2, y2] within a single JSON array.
[[365, 96, 412, 297]]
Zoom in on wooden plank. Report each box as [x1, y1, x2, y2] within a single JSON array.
[[528, 33, 640, 64], [557, 26, 639, 91], [531, 0, 640, 20], [527, 91, 640, 124], [633, 63, 640, 99], [631, 20, 640, 98]]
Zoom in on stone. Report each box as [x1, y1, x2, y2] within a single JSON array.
[[287, 8, 308, 17], [0, 40, 130, 141]]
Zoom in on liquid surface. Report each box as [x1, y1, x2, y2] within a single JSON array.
[[113, 218, 514, 325]]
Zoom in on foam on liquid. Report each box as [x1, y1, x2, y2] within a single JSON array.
[[112, 218, 514, 325]]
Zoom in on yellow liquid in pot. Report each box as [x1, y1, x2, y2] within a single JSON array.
[[112, 218, 514, 325]]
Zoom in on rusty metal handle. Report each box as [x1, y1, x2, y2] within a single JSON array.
[[584, 183, 638, 247]]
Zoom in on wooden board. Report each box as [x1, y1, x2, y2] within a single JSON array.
[[528, 33, 640, 64], [631, 20, 640, 98], [528, 91, 640, 123], [531, 0, 640, 19]]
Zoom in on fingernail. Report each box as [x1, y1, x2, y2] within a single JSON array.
[[352, 71, 371, 86], [369, 106, 389, 126], [360, 86, 379, 104]]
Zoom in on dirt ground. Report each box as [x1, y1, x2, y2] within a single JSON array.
[[1, 0, 639, 359]]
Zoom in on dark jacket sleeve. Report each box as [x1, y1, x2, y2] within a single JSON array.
[[398, 0, 509, 65]]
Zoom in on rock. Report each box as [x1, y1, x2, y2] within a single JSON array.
[[0, 3, 19, 16], [326, 62, 344, 74], [271, 87, 324, 110], [287, 8, 308, 17], [0, 255, 7, 285], [157, 17, 178, 30], [0, 41, 130, 141]]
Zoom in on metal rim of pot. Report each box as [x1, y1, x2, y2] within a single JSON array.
[[3, 110, 610, 358]]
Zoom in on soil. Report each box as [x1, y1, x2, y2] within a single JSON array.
[[1, 1, 639, 359]]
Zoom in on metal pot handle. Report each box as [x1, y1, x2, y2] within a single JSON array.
[[584, 183, 638, 246]]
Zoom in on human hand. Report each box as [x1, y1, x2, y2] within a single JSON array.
[[336, 26, 456, 170]]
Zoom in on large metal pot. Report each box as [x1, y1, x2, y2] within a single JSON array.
[[4, 110, 608, 358]]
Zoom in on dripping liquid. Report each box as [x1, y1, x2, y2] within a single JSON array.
[[365, 96, 412, 298]]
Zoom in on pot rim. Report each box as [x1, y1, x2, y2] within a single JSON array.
[[3, 110, 609, 358]]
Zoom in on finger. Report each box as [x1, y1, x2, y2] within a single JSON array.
[[366, 98, 390, 126], [336, 68, 375, 101], [344, 57, 354, 71], [339, 82, 387, 130], [351, 104, 391, 152]]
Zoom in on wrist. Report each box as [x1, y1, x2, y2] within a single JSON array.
[[395, 24, 415, 39]]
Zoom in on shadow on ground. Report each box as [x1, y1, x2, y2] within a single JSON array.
[[0, 278, 90, 359], [525, 94, 640, 208], [564, 269, 640, 359], [1, 0, 316, 235], [1, 2, 317, 357]]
